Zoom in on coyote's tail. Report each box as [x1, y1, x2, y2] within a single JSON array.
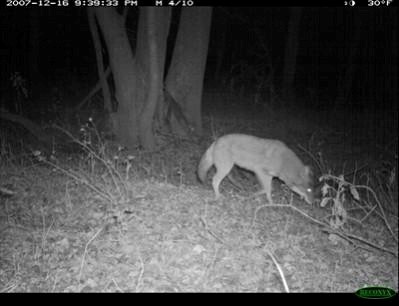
[[197, 142, 215, 182]]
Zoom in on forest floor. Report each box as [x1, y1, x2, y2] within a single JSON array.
[[0, 90, 397, 293]]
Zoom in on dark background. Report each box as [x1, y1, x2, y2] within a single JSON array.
[[0, 6, 397, 147]]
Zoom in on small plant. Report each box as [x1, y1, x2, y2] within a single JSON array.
[[318, 171, 397, 250], [318, 174, 360, 229], [32, 118, 134, 205]]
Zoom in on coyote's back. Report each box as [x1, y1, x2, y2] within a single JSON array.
[[197, 134, 314, 204]]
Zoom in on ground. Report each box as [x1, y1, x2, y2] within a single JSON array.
[[0, 91, 397, 292]]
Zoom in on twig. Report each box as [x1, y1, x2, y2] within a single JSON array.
[[322, 228, 398, 257], [78, 227, 103, 282], [253, 203, 328, 229], [199, 216, 225, 244], [135, 254, 145, 292], [73, 66, 111, 111], [321, 174, 397, 243], [252, 203, 398, 257], [265, 249, 290, 293]]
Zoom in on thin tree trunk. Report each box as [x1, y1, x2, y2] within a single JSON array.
[[88, 8, 112, 113], [73, 66, 111, 111], [93, 8, 138, 149], [165, 7, 212, 136]]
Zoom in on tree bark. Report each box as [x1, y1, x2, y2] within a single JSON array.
[[139, 8, 171, 150], [88, 8, 113, 113], [165, 7, 212, 136], [93, 8, 138, 150]]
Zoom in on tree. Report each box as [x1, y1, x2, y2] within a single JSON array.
[[0, 8, 213, 152], [92, 7, 212, 150], [165, 7, 212, 137], [87, 9, 113, 114]]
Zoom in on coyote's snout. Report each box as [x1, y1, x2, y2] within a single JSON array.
[[197, 134, 314, 204]]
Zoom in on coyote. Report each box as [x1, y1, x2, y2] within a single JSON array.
[[197, 134, 314, 204]]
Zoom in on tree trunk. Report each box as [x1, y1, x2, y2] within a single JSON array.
[[165, 7, 212, 136], [93, 8, 139, 150], [282, 7, 302, 103], [93, 7, 210, 149], [87, 8, 112, 113], [139, 8, 171, 150]]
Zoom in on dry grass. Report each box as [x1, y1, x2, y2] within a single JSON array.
[[0, 102, 397, 292]]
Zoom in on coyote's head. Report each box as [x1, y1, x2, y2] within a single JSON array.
[[289, 165, 314, 205]]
